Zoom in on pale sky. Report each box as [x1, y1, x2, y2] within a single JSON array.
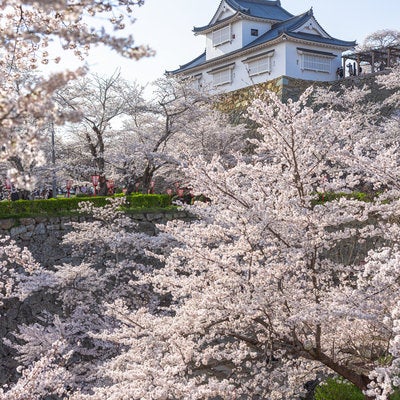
[[69, 0, 400, 90]]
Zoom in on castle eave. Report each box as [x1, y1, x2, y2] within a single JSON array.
[[171, 33, 353, 77]]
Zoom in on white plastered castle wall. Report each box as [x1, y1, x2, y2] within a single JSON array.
[[198, 42, 287, 94], [284, 41, 342, 82], [205, 19, 272, 61]]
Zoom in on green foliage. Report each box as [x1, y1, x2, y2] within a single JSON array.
[[315, 191, 374, 204], [314, 378, 364, 400], [0, 194, 172, 219], [314, 377, 400, 400], [125, 194, 172, 209], [392, 392, 400, 400]]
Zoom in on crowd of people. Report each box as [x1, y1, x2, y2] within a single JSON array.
[[0, 184, 95, 201]]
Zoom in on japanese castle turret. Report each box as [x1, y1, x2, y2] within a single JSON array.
[[168, 0, 356, 93]]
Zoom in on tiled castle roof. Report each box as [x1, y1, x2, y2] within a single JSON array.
[[169, 8, 355, 75], [193, 0, 293, 33]]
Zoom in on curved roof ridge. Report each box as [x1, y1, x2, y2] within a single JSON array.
[[242, 10, 355, 50], [193, 0, 293, 33], [286, 31, 356, 47], [269, 9, 311, 32], [166, 51, 206, 75], [226, 0, 248, 12], [306, 8, 334, 39], [269, 8, 331, 38], [227, 0, 293, 19]]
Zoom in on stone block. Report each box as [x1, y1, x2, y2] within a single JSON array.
[[34, 223, 46, 235], [10, 225, 27, 237], [145, 213, 163, 222], [0, 219, 15, 230], [20, 232, 33, 240], [60, 221, 72, 230], [34, 216, 48, 223], [19, 218, 35, 226], [46, 224, 61, 231]]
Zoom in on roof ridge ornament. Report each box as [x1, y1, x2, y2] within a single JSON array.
[[228, 0, 248, 13]]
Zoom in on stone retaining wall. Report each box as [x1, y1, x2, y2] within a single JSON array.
[[215, 71, 394, 119], [0, 210, 191, 387], [0, 210, 190, 268]]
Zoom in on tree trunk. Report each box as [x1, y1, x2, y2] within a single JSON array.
[[311, 350, 375, 400], [141, 164, 154, 194], [97, 175, 108, 196], [303, 379, 318, 400]]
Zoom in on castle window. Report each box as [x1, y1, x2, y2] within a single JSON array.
[[248, 57, 270, 76], [251, 29, 259, 37], [243, 50, 274, 76], [303, 54, 331, 72], [208, 63, 235, 86], [212, 68, 232, 86], [297, 48, 336, 73], [212, 25, 231, 46], [192, 73, 203, 90]]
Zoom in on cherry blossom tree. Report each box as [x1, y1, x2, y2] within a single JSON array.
[[0, 0, 151, 189], [108, 77, 247, 194], [3, 46, 400, 400], [169, 104, 248, 163], [112, 77, 211, 194], [59, 71, 400, 400], [0, 0, 153, 396], [53, 75, 247, 196], [360, 29, 400, 50], [2, 198, 165, 397], [55, 72, 145, 194]]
